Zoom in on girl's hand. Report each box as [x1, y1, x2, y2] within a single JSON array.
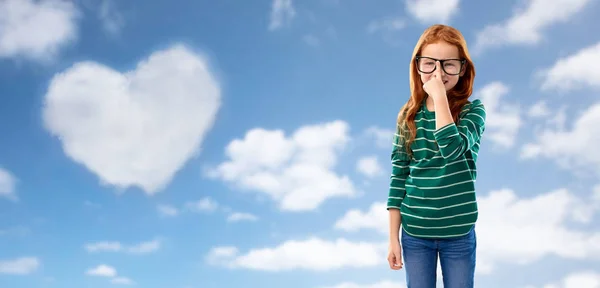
[[387, 241, 403, 270], [423, 61, 447, 102]]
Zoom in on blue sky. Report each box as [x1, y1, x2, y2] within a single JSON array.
[[1, 0, 600, 287]]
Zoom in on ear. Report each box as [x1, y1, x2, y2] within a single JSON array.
[[459, 63, 467, 77]]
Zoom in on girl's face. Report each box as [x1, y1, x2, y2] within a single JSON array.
[[417, 41, 465, 92]]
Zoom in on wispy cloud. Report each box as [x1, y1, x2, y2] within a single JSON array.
[[269, 0, 295, 30], [227, 212, 259, 222], [0, 168, 17, 201], [0, 257, 40, 275], [85, 239, 161, 254]]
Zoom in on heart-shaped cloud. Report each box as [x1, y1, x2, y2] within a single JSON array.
[[42, 44, 221, 194]]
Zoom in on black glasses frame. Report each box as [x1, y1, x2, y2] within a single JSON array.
[[415, 56, 466, 75]]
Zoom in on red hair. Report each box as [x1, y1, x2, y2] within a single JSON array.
[[398, 24, 476, 156]]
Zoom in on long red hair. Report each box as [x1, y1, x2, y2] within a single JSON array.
[[398, 24, 476, 156]]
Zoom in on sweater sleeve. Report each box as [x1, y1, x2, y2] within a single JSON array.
[[433, 99, 486, 160], [387, 125, 411, 210]]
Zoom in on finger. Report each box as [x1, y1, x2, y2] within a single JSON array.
[[389, 255, 400, 270], [395, 254, 403, 268], [434, 61, 442, 78]]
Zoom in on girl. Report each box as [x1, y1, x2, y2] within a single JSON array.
[[386, 24, 486, 288]]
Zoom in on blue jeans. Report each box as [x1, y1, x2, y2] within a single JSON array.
[[401, 227, 476, 288]]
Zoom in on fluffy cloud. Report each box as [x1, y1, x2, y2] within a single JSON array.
[[537, 41, 600, 92], [334, 202, 387, 234], [86, 264, 134, 285], [476, 82, 522, 149], [42, 44, 221, 195], [404, 0, 460, 24], [520, 102, 600, 179], [86, 264, 116, 277], [0, 257, 39, 275], [0, 0, 78, 61], [84, 239, 161, 254], [356, 156, 383, 178], [206, 238, 385, 271], [473, 0, 593, 53], [0, 167, 17, 201], [533, 271, 600, 288], [320, 280, 406, 288], [269, 0, 295, 30], [207, 120, 357, 212], [334, 187, 600, 274]]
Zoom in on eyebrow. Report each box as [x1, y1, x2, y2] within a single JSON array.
[[417, 56, 462, 60]]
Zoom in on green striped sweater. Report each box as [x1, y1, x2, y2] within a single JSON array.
[[387, 98, 486, 239]]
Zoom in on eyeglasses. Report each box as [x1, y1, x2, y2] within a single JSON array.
[[415, 56, 465, 75]]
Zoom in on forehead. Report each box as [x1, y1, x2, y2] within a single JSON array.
[[420, 41, 460, 59]]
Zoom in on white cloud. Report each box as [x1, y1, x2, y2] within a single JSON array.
[[404, 0, 460, 24], [0, 167, 17, 201], [537, 41, 600, 92], [0, 0, 79, 61], [356, 156, 383, 178], [473, 0, 593, 54], [520, 102, 600, 179], [205, 246, 238, 266], [0, 226, 30, 237], [127, 239, 161, 254], [86, 264, 134, 285], [269, 0, 295, 30], [85, 239, 161, 254], [98, 0, 124, 35], [227, 212, 259, 222], [42, 44, 221, 195], [528, 100, 551, 118], [334, 187, 600, 274], [303, 34, 320, 47], [334, 202, 387, 234], [366, 17, 405, 34], [206, 238, 385, 271], [85, 241, 121, 253], [476, 82, 522, 149], [86, 264, 116, 277], [157, 204, 178, 217], [207, 120, 357, 212], [320, 280, 406, 288], [535, 271, 600, 288], [0, 257, 39, 275], [111, 277, 135, 285], [184, 197, 218, 213], [364, 126, 394, 149]]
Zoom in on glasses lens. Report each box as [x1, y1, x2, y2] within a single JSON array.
[[418, 58, 436, 73], [441, 60, 461, 75]]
